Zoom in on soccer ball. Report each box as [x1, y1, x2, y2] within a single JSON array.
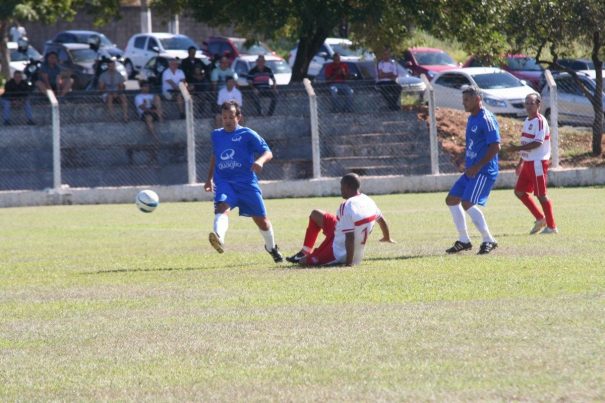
[[136, 189, 159, 213]]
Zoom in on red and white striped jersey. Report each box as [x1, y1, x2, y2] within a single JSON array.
[[333, 193, 382, 265], [520, 114, 551, 161]]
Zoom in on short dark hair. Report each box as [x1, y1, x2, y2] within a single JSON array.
[[221, 100, 242, 116], [461, 85, 482, 98], [188, 46, 197, 52], [341, 173, 361, 191], [526, 92, 541, 104]]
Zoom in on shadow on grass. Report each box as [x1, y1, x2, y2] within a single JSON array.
[[82, 262, 259, 275], [276, 254, 433, 271]]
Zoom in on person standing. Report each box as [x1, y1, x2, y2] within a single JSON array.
[[286, 173, 395, 267], [445, 85, 500, 255], [509, 93, 558, 234], [247, 55, 277, 116], [324, 52, 354, 112], [2, 71, 35, 126], [376, 48, 401, 111], [204, 101, 283, 263]]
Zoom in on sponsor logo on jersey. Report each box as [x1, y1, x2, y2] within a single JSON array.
[[471, 125, 478, 133], [232, 134, 242, 142], [218, 148, 242, 170]]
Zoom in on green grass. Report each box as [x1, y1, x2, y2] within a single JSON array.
[[1, 187, 604, 401]]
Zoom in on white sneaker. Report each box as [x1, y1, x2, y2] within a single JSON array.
[[540, 227, 559, 234], [530, 219, 547, 234], [208, 232, 224, 253]]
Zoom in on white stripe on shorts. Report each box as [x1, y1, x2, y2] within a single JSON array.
[[470, 174, 487, 204]]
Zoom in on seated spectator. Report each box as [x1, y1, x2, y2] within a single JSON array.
[[376, 48, 401, 111], [162, 58, 186, 119], [98, 59, 129, 122], [211, 56, 238, 93], [2, 70, 35, 126], [135, 81, 163, 142], [324, 52, 353, 112], [248, 55, 277, 116], [181, 46, 206, 83], [215, 76, 242, 127], [35, 52, 73, 97]]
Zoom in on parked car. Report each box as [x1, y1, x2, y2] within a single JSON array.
[[288, 37, 374, 78], [541, 71, 604, 126], [46, 30, 124, 59], [464, 54, 544, 91], [202, 36, 275, 63], [400, 47, 458, 80], [314, 60, 426, 101], [432, 67, 537, 116], [7, 39, 42, 76], [123, 33, 207, 78], [43, 42, 128, 90], [231, 55, 292, 87]]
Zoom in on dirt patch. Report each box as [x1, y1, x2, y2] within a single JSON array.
[[417, 106, 605, 171]]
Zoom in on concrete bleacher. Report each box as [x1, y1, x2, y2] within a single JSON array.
[[0, 85, 456, 191]]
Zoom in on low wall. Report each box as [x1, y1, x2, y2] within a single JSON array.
[[1, 167, 603, 208]]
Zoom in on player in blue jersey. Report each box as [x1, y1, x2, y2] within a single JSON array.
[[445, 85, 501, 255], [204, 101, 284, 262]]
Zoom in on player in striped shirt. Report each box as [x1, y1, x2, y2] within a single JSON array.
[[445, 85, 501, 255], [286, 173, 395, 267], [509, 93, 558, 234]]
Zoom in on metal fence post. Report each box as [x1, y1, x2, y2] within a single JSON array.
[[303, 78, 321, 179], [179, 82, 197, 184], [421, 74, 440, 175], [544, 70, 559, 169], [47, 90, 61, 190]]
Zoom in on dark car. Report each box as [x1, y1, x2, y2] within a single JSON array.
[[554, 58, 597, 71], [47, 30, 124, 59], [201, 36, 274, 63]]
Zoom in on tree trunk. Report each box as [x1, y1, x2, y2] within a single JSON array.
[[590, 31, 603, 156], [0, 20, 11, 82], [290, 28, 330, 83]]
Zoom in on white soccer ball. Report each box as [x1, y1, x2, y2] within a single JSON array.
[[136, 189, 159, 213]]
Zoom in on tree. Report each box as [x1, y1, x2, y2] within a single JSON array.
[[1, 0, 121, 81]]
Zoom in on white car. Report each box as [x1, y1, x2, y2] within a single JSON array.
[[288, 37, 374, 78], [6, 41, 42, 76], [123, 33, 207, 77], [432, 67, 537, 116], [231, 55, 292, 87]]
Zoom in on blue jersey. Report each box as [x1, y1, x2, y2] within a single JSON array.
[[465, 108, 500, 179], [211, 125, 270, 187]]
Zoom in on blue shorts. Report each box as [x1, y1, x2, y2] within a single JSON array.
[[214, 180, 267, 217], [449, 173, 496, 206]]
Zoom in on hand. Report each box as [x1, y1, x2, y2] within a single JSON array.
[[204, 180, 213, 192], [251, 161, 263, 173], [379, 237, 396, 243], [509, 143, 519, 152], [465, 165, 480, 178]]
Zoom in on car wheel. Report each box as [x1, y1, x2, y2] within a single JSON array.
[[124, 60, 135, 79]]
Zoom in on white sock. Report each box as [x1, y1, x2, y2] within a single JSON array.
[[466, 206, 496, 243], [213, 213, 228, 242], [260, 226, 276, 250], [449, 204, 471, 243]]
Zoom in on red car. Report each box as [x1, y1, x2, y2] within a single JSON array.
[[400, 47, 458, 80], [201, 36, 275, 63], [464, 54, 545, 90]]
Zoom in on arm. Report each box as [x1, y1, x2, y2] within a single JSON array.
[[509, 141, 542, 152], [204, 154, 215, 192], [344, 232, 355, 266], [466, 142, 500, 177], [376, 216, 396, 243], [252, 150, 273, 173]]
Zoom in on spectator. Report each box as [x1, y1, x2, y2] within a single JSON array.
[[247, 55, 277, 116], [36, 52, 73, 97], [376, 48, 401, 111], [211, 56, 238, 93], [162, 58, 186, 119], [135, 81, 163, 142], [9, 23, 27, 42], [181, 46, 207, 83], [98, 59, 129, 122], [324, 52, 353, 112], [216, 76, 242, 127], [2, 71, 35, 126], [188, 65, 210, 92]]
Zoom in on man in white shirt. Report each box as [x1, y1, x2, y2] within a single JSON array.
[[376, 48, 401, 111], [135, 81, 163, 142], [215, 76, 243, 127], [162, 58, 186, 119], [286, 173, 395, 267]]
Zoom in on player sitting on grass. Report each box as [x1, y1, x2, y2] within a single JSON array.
[[286, 173, 395, 267], [204, 101, 283, 263]]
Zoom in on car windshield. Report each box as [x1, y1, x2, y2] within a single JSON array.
[[74, 33, 113, 47], [414, 51, 456, 66], [356, 62, 378, 79], [472, 72, 523, 89], [10, 46, 42, 62], [70, 48, 98, 63], [266, 60, 291, 74], [160, 36, 198, 51], [331, 43, 364, 57], [507, 57, 542, 71], [233, 39, 272, 55]]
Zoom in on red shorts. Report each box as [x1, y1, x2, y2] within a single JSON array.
[[306, 213, 338, 266], [515, 160, 549, 197]]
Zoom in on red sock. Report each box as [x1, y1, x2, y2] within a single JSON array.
[[303, 217, 322, 251], [539, 199, 556, 228], [519, 193, 544, 220]]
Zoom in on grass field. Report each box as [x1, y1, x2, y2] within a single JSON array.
[[1, 187, 604, 401]]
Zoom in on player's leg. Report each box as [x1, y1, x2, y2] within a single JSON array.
[[445, 175, 472, 253], [515, 161, 546, 233], [461, 174, 497, 254], [535, 160, 557, 233], [209, 182, 236, 253], [287, 210, 330, 263]]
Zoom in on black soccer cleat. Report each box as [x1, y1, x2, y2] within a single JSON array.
[[477, 241, 498, 255], [286, 251, 306, 264], [266, 245, 284, 263], [446, 240, 472, 254]]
